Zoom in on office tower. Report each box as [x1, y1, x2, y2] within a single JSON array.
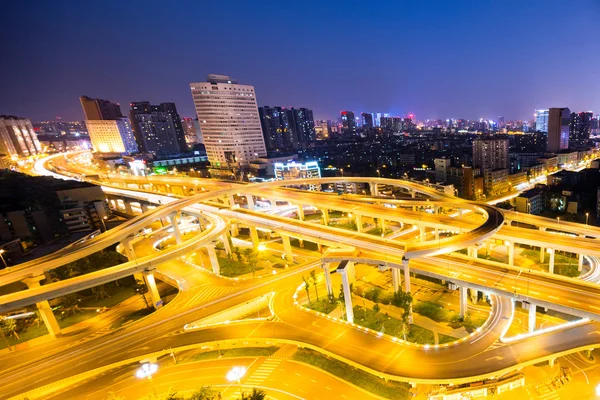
[[472, 138, 509, 171], [129, 102, 183, 156], [159, 102, 187, 151], [534, 109, 549, 133], [547, 107, 571, 152], [375, 113, 383, 127], [340, 111, 356, 138], [361, 113, 374, 128], [80, 96, 124, 120], [287, 107, 315, 149], [259, 106, 293, 152], [569, 111, 592, 148], [190, 74, 266, 166], [182, 117, 198, 144], [497, 116, 505, 129], [80, 96, 137, 154], [0, 116, 43, 157]]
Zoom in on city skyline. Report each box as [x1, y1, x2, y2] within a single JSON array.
[[3, 0, 600, 122]]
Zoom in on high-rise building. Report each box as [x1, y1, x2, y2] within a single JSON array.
[[80, 96, 137, 154], [361, 113, 373, 128], [182, 117, 198, 144], [434, 158, 451, 183], [569, 111, 592, 148], [159, 102, 187, 152], [80, 96, 124, 120], [534, 109, 549, 133], [129, 102, 184, 157], [340, 111, 356, 138], [287, 107, 315, 150], [190, 74, 266, 166], [0, 116, 43, 157], [547, 107, 571, 152], [472, 138, 509, 171]]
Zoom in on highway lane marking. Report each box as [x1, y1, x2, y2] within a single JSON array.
[[326, 386, 332, 391], [485, 355, 504, 361], [589, 306, 600, 310], [310, 379, 317, 383], [530, 291, 540, 295], [548, 295, 560, 300], [568, 300, 580, 305]]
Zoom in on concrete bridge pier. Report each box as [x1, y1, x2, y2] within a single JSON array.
[[419, 225, 426, 242], [322, 262, 333, 296], [526, 302, 536, 333], [578, 253, 584, 272], [221, 232, 232, 256], [249, 226, 260, 250], [124, 201, 133, 215], [169, 212, 182, 245], [246, 194, 255, 210], [206, 244, 220, 275], [142, 270, 163, 309], [281, 234, 294, 262], [548, 248, 555, 274], [370, 182, 378, 197], [392, 267, 401, 293], [507, 241, 515, 267], [459, 285, 468, 319], [22, 276, 62, 338], [296, 205, 305, 221], [355, 214, 363, 232], [337, 262, 356, 323], [321, 209, 329, 225]]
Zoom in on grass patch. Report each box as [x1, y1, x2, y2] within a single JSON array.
[[365, 227, 393, 236], [329, 222, 357, 231], [188, 346, 279, 362], [413, 300, 449, 323], [305, 298, 337, 314], [292, 348, 410, 399], [438, 333, 458, 344], [217, 256, 264, 277], [351, 306, 435, 344]]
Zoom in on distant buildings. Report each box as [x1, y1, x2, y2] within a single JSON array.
[[434, 158, 450, 183], [258, 106, 315, 153], [516, 188, 544, 215], [534, 109, 549, 132], [190, 74, 266, 166], [274, 161, 321, 181], [129, 101, 186, 157], [80, 96, 138, 154], [182, 117, 199, 144], [361, 113, 374, 129], [569, 111, 592, 148], [0, 116, 43, 157], [340, 111, 356, 138], [547, 107, 570, 152]]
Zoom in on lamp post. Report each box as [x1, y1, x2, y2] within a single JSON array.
[[586, 212, 589, 225], [101, 216, 108, 232], [0, 250, 7, 269], [340, 168, 344, 177], [376, 169, 381, 178], [557, 216, 560, 226]]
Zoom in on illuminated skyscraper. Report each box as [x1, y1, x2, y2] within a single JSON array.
[[340, 111, 356, 138], [547, 107, 570, 152], [190, 74, 266, 166], [79, 96, 137, 154], [472, 138, 509, 171], [569, 111, 592, 148], [361, 113, 373, 128], [0, 116, 42, 157], [534, 109, 549, 133], [129, 102, 184, 156]]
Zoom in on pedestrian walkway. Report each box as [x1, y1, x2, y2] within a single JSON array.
[[243, 357, 283, 386]]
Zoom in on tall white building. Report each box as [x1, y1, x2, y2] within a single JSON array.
[[534, 109, 549, 133], [190, 74, 267, 166], [0, 116, 43, 157], [85, 119, 137, 154]]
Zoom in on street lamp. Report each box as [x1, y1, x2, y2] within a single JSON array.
[[376, 169, 381, 178], [340, 168, 344, 177], [586, 212, 589, 225], [0, 250, 7, 269], [557, 216, 560, 226], [136, 362, 158, 380], [226, 366, 247, 383], [101, 216, 108, 232]]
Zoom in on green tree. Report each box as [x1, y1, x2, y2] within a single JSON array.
[[244, 248, 258, 277], [91, 284, 111, 300], [189, 386, 218, 400], [371, 287, 382, 303], [310, 270, 319, 301], [240, 388, 266, 400], [373, 303, 380, 313], [392, 290, 413, 341], [303, 275, 311, 305], [0, 318, 20, 340], [134, 279, 151, 309], [234, 246, 242, 262]]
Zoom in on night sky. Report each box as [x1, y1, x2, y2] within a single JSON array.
[[2, 0, 600, 122]]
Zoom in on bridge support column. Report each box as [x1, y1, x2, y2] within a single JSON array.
[[22, 276, 62, 338], [246, 194, 255, 210], [321, 209, 329, 225], [508, 241, 515, 267], [469, 288, 478, 303], [548, 248, 555, 274], [109, 199, 117, 209], [296, 205, 305, 221], [540, 247, 545, 263], [459, 286, 468, 319], [281, 234, 294, 262], [169, 212, 182, 244], [378, 217, 385, 232], [249, 226, 260, 250], [392, 267, 401, 293], [403, 260, 411, 294], [419, 225, 426, 242], [221, 233, 232, 256], [143, 270, 163, 309], [206, 244, 220, 275], [370, 182, 378, 197], [549, 358, 555, 368], [322, 262, 333, 296], [578, 254, 584, 272], [434, 229, 440, 241], [230, 223, 239, 238], [228, 193, 236, 208], [124, 201, 133, 215], [355, 214, 363, 232], [341, 268, 354, 323], [141, 203, 149, 213], [468, 247, 478, 258], [528, 303, 536, 333]]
